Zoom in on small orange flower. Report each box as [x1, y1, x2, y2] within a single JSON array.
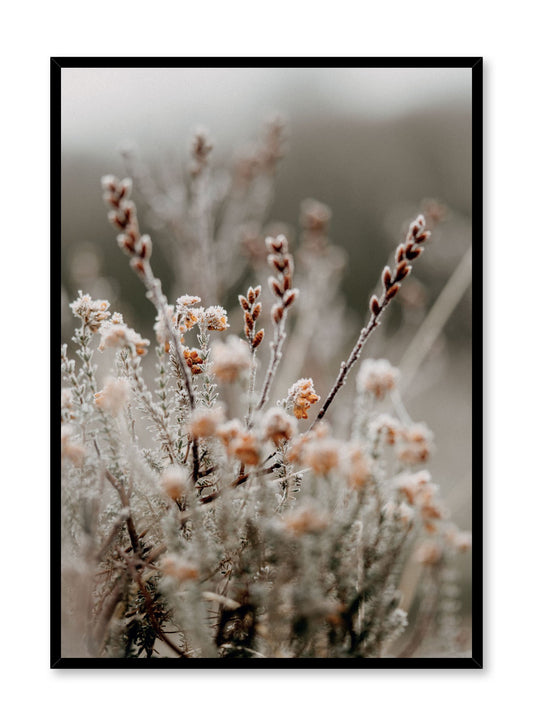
[[230, 432, 261, 467], [287, 378, 320, 420], [183, 347, 204, 375]]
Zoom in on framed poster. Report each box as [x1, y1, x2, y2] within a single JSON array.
[[53, 57, 481, 667]]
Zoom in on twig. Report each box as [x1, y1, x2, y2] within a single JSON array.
[[309, 215, 431, 428]]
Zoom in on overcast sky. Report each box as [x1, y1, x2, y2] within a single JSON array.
[[62, 66, 471, 153]]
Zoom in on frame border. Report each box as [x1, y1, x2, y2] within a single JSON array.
[[51, 56, 482, 669]]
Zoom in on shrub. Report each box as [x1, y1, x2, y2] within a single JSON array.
[[60, 123, 470, 659]]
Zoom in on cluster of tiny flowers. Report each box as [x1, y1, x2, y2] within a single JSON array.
[[212, 416, 263, 467], [175, 296, 203, 338], [94, 377, 131, 416], [211, 336, 252, 382], [394, 470, 445, 533], [303, 435, 343, 476], [69, 292, 110, 332], [369, 413, 403, 445], [229, 431, 262, 467], [215, 419, 243, 448], [346, 443, 372, 490], [176, 295, 201, 307], [357, 359, 400, 399], [203, 305, 229, 332], [98, 314, 150, 357], [261, 407, 297, 447], [395, 422, 433, 465], [159, 464, 189, 501], [394, 469, 432, 504], [188, 406, 225, 439], [183, 347, 204, 375], [287, 378, 320, 420]]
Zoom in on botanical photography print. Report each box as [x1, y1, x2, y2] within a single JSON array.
[[56, 60, 479, 664]]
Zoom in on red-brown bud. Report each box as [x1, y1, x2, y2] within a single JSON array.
[[416, 230, 431, 245], [239, 295, 250, 311], [283, 289, 298, 307], [252, 302, 262, 320], [382, 266, 392, 289], [395, 260, 411, 281], [405, 246, 422, 261], [130, 258, 146, 277], [385, 283, 401, 301], [138, 234, 152, 260], [271, 304, 284, 324], [252, 329, 264, 349], [269, 276, 284, 298], [395, 245, 405, 264], [370, 295, 381, 316]]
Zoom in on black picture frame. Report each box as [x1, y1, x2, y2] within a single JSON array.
[[52, 56, 482, 669]]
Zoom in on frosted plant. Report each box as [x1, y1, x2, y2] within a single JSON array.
[[60, 127, 471, 660]]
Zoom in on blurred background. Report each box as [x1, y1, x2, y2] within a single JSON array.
[[61, 65, 473, 645]]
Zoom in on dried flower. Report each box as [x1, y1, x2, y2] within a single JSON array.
[[94, 377, 130, 416], [303, 437, 342, 475], [357, 359, 400, 399], [346, 444, 372, 490], [212, 336, 251, 383], [202, 305, 229, 331], [262, 407, 297, 447], [176, 295, 202, 307], [286, 422, 330, 464], [70, 291, 110, 332], [98, 319, 149, 357], [159, 465, 189, 500], [287, 378, 320, 420], [188, 406, 225, 439], [369, 413, 403, 445], [394, 470, 432, 504], [183, 347, 204, 375], [396, 422, 433, 465], [179, 306, 203, 333], [216, 419, 244, 449], [229, 431, 261, 467]]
